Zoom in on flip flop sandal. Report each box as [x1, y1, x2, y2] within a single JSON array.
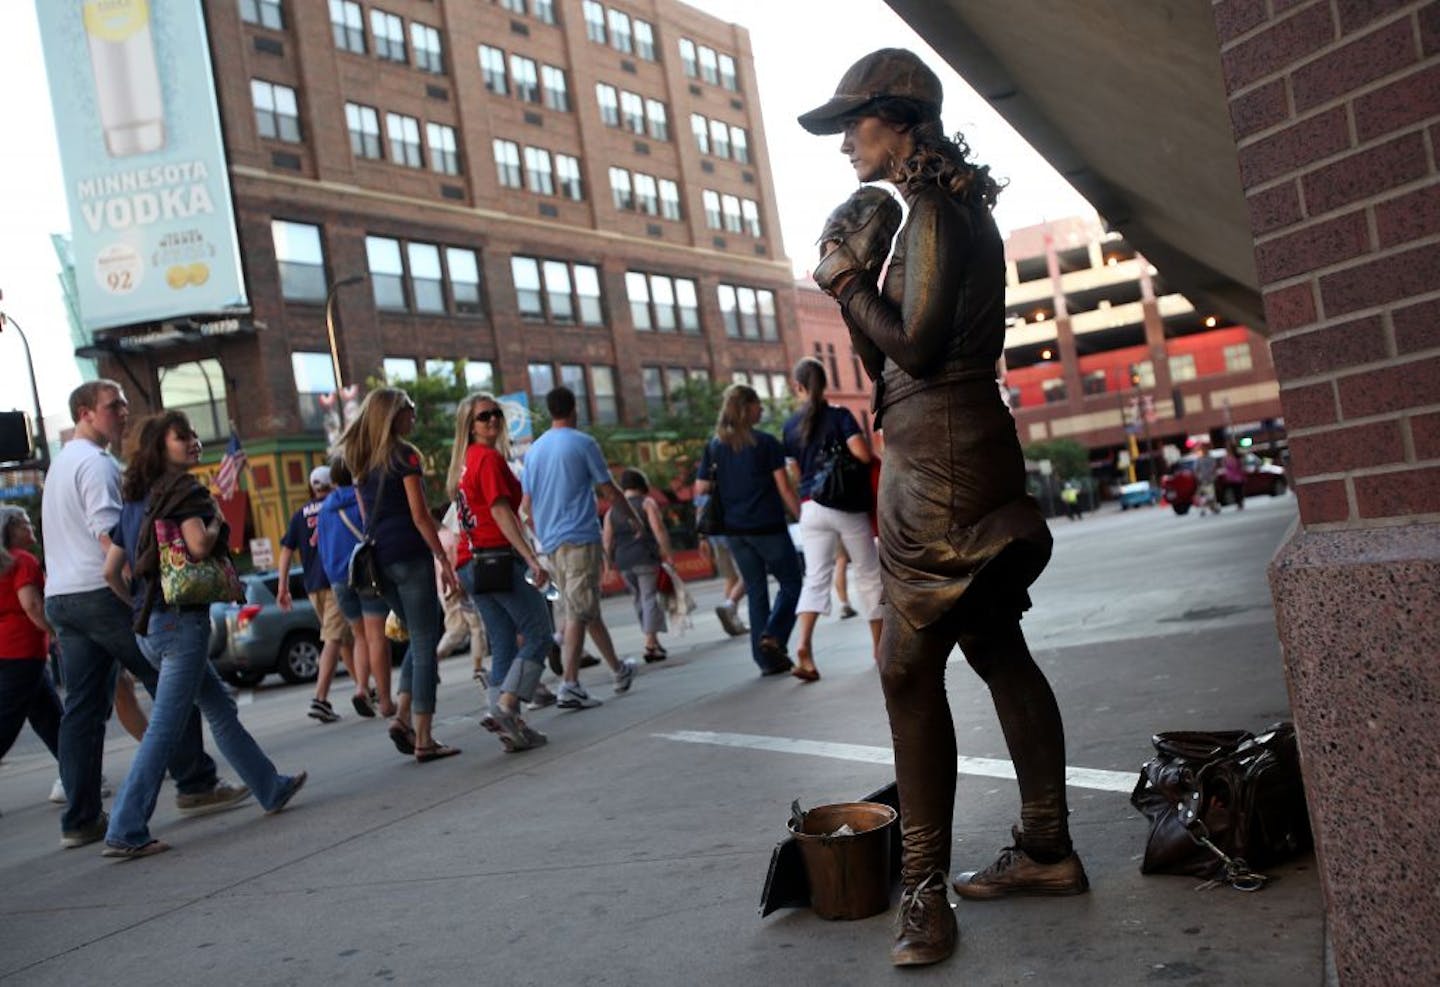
[[102, 839, 171, 860], [387, 720, 416, 755], [792, 666, 821, 683], [414, 743, 461, 763], [352, 694, 376, 718]]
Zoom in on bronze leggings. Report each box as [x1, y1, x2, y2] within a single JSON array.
[[879, 605, 1072, 886]]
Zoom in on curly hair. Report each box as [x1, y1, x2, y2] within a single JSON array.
[[869, 98, 1004, 208], [121, 411, 195, 502]]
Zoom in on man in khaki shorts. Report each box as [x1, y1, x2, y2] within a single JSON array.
[[278, 466, 357, 722], [521, 387, 646, 710]]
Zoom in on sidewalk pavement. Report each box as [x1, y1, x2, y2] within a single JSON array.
[[0, 578, 1324, 985]]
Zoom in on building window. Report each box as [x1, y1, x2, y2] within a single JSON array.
[[575, 264, 603, 325], [719, 53, 738, 91], [702, 189, 721, 229], [251, 79, 300, 142], [1224, 343, 1253, 372], [679, 38, 697, 77], [631, 276, 696, 335], [1042, 378, 1067, 404], [607, 9, 632, 53], [718, 284, 738, 337], [479, 45, 507, 94], [650, 275, 677, 331], [425, 359, 458, 385], [658, 179, 681, 221], [493, 138, 521, 187], [643, 366, 665, 417], [741, 199, 762, 237], [446, 247, 483, 315], [240, 0, 283, 30], [512, 257, 543, 319], [498, 0, 526, 14], [330, 0, 365, 53], [751, 373, 772, 400], [698, 45, 719, 85], [411, 22, 443, 73], [731, 126, 749, 164], [757, 289, 776, 339], [596, 83, 619, 127], [408, 242, 444, 313], [512, 257, 604, 325], [541, 64, 569, 111], [709, 119, 730, 158], [721, 194, 742, 234], [1131, 360, 1155, 389], [528, 362, 555, 402], [533, 0, 556, 25], [645, 98, 668, 141], [592, 365, 618, 424], [384, 357, 418, 383], [385, 112, 422, 167], [292, 352, 335, 432], [677, 278, 699, 333], [370, 8, 406, 62], [559, 363, 591, 424], [626, 272, 651, 330], [366, 236, 406, 310], [633, 19, 655, 60], [634, 173, 658, 215], [736, 286, 759, 338], [609, 167, 633, 210], [511, 55, 539, 103], [427, 123, 458, 174], [346, 102, 382, 159], [556, 153, 583, 200], [1169, 353, 1198, 382], [464, 360, 496, 390], [525, 146, 554, 194], [620, 90, 644, 134], [272, 220, 326, 302], [1081, 370, 1107, 396], [691, 113, 709, 154], [583, 0, 606, 43]]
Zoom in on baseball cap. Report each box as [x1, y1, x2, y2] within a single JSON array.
[[798, 48, 943, 135], [309, 465, 333, 489]]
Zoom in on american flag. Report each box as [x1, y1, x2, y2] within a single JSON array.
[[215, 430, 247, 500]]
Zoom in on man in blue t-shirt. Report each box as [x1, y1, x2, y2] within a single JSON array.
[[521, 387, 645, 710], [277, 466, 356, 723]]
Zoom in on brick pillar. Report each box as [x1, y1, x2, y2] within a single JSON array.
[[1213, 3, 1440, 983]]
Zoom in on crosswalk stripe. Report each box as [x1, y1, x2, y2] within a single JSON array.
[[653, 730, 1136, 794]]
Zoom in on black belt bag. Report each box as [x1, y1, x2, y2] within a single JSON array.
[[469, 547, 515, 594]]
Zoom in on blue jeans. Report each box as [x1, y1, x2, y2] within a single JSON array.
[[380, 555, 443, 715], [460, 556, 551, 708], [0, 658, 61, 762], [728, 532, 803, 669], [46, 588, 217, 832], [107, 609, 291, 849]]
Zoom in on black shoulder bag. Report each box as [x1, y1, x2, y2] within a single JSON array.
[[811, 422, 872, 514], [1130, 721, 1312, 890], [457, 493, 515, 594], [696, 440, 726, 536], [348, 468, 387, 600]]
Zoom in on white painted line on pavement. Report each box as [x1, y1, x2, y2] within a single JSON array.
[[653, 730, 1135, 794]]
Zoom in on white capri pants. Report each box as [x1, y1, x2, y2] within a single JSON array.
[[796, 499, 882, 619]]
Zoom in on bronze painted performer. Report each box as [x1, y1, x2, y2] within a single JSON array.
[[800, 49, 1088, 966]]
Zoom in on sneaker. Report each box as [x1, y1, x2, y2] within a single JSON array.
[[952, 832, 1088, 900], [265, 772, 308, 815], [526, 682, 557, 711], [49, 775, 113, 804], [613, 658, 637, 694], [555, 681, 602, 710], [518, 720, 548, 749], [176, 781, 253, 818], [715, 605, 747, 637], [892, 871, 957, 966], [480, 705, 529, 751], [102, 839, 171, 860], [308, 698, 340, 723], [60, 811, 109, 849], [839, 604, 859, 620]]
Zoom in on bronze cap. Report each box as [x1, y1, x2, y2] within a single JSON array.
[[797, 48, 943, 135]]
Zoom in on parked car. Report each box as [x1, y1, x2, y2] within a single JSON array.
[[1217, 450, 1288, 504], [209, 568, 320, 687], [1117, 480, 1162, 509]]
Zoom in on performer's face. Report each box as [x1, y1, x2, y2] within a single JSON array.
[[840, 116, 910, 183]]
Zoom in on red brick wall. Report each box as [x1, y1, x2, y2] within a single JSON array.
[[1214, 0, 1440, 526]]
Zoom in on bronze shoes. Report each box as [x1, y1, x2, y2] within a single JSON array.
[[952, 843, 1089, 900], [891, 871, 958, 966]]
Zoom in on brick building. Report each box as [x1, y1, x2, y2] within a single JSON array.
[[791, 279, 875, 439], [83, 0, 798, 543]]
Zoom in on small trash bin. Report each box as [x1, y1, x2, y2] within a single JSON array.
[[788, 801, 897, 920]]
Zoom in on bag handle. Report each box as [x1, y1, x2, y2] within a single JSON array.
[[337, 502, 364, 542], [359, 457, 389, 536]]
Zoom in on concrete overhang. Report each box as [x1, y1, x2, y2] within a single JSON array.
[[887, 0, 1267, 332]]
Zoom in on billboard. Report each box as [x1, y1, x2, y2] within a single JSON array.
[[35, 0, 247, 333]]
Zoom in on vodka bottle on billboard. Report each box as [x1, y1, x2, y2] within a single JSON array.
[[84, 0, 166, 157]]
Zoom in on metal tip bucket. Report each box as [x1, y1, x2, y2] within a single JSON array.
[[787, 801, 898, 920]]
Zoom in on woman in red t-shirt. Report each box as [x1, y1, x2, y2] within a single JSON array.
[[446, 393, 556, 753], [0, 506, 63, 769]]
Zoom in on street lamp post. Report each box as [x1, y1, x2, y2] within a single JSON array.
[[324, 275, 366, 392], [0, 305, 51, 472]]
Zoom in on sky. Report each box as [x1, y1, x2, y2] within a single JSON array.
[[0, 0, 1094, 436]]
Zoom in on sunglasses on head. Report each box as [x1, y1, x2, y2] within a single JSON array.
[[399, 400, 416, 412], [475, 408, 504, 423]]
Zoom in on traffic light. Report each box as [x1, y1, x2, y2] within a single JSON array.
[[0, 411, 34, 464]]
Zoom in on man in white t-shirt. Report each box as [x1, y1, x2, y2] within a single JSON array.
[[43, 380, 248, 849]]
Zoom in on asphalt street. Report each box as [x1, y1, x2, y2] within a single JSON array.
[[0, 492, 1323, 985]]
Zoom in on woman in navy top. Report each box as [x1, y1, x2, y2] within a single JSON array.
[[695, 384, 802, 675]]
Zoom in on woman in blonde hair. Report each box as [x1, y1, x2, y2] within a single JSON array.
[[340, 387, 460, 762], [693, 384, 802, 675], [445, 393, 553, 752]]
